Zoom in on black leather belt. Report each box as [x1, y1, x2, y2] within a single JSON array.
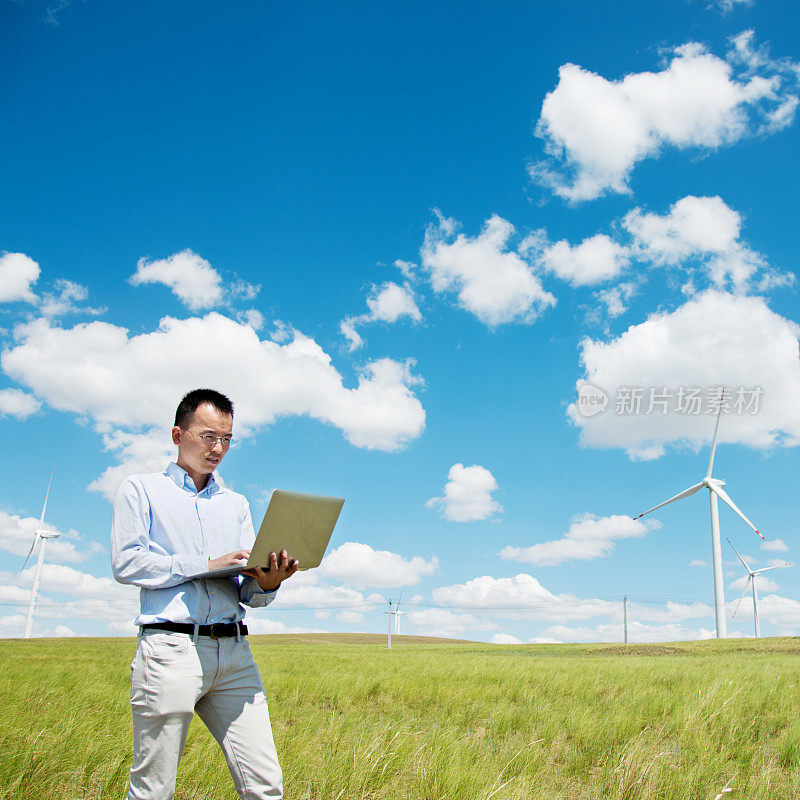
[[141, 621, 248, 638]]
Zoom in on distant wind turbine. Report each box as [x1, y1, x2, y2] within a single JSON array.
[[728, 538, 791, 638], [394, 588, 405, 636], [22, 465, 60, 639], [633, 396, 766, 639]]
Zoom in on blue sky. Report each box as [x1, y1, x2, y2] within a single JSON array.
[[1, 0, 799, 641]]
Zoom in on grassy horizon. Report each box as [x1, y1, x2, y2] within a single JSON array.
[[2, 635, 800, 799]]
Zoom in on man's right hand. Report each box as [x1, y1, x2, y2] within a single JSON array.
[[208, 550, 251, 572]]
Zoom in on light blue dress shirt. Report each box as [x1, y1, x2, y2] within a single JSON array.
[[111, 462, 276, 627]]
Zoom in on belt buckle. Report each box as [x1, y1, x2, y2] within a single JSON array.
[[210, 623, 222, 639]]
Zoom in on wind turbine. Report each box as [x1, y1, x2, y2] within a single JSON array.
[[394, 588, 405, 636], [728, 538, 791, 638], [22, 465, 60, 639], [633, 397, 765, 639]]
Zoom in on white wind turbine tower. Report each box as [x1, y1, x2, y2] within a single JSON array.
[[633, 397, 766, 639], [22, 465, 60, 639], [728, 538, 791, 638]]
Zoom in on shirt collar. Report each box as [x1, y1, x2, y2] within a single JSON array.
[[166, 461, 220, 496]]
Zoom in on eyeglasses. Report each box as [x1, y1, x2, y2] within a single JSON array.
[[185, 430, 237, 448]]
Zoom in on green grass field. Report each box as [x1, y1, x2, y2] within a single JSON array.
[[2, 634, 800, 799]]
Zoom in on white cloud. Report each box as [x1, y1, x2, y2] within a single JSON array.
[[490, 633, 522, 644], [237, 309, 265, 331], [316, 542, 439, 588], [130, 250, 259, 311], [724, 593, 800, 630], [268, 570, 384, 611], [540, 621, 717, 643], [421, 213, 555, 327], [1, 312, 426, 496], [710, 0, 753, 13], [689, 559, 709, 567], [531, 34, 799, 202], [245, 617, 326, 635], [0, 252, 39, 303], [0, 511, 103, 564], [524, 232, 630, 286], [336, 609, 366, 625], [87, 429, 175, 502], [730, 574, 780, 592], [0, 564, 140, 637], [499, 513, 658, 566], [340, 281, 421, 351], [406, 607, 497, 638], [426, 463, 503, 522], [39, 279, 104, 318], [623, 195, 770, 290], [592, 282, 638, 325], [0, 388, 41, 419], [762, 538, 788, 552], [431, 574, 618, 621], [568, 291, 800, 460]]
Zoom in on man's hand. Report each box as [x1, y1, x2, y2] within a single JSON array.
[[242, 549, 299, 592], [209, 550, 251, 572]]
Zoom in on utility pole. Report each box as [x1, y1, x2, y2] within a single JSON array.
[[623, 595, 628, 644]]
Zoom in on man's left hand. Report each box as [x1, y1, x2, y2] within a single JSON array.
[[242, 549, 299, 592]]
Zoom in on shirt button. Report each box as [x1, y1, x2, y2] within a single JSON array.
[[210, 590, 216, 595]]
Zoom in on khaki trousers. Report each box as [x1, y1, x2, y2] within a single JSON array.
[[128, 629, 283, 800]]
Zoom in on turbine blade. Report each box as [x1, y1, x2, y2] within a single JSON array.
[[732, 577, 751, 619], [706, 390, 725, 478], [726, 538, 752, 573], [38, 463, 55, 531], [709, 484, 765, 540], [753, 564, 791, 574], [21, 463, 54, 573], [20, 533, 39, 573], [633, 482, 704, 519]]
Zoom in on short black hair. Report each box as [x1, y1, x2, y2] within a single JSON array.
[[174, 389, 234, 428]]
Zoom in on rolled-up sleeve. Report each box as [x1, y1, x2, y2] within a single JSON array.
[[111, 478, 209, 589], [236, 494, 278, 608]]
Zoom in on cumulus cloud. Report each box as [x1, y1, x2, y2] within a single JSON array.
[[431, 574, 618, 621], [540, 621, 718, 643], [522, 231, 630, 286], [0, 563, 140, 637], [1, 312, 426, 497], [531, 33, 799, 202], [340, 281, 422, 351], [762, 538, 788, 552], [130, 250, 259, 311], [0, 511, 103, 565], [491, 632, 522, 644], [0, 252, 40, 303], [87, 429, 175, 502], [406, 607, 497, 639], [730, 574, 781, 593], [315, 542, 439, 588], [623, 195, 772, 290], [689, 559, 709, 567], [0, 388, 41, 419], [568, 291, 800, 460], [39, 279, 105, 318], [420, 212, 555, 327], [499, 513, 658, 566], [426, 463, 503, 522]]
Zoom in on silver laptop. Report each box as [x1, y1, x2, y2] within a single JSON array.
[[200, 490, 344, 579]]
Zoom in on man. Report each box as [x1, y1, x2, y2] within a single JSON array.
[[111, 388, 298, 800]]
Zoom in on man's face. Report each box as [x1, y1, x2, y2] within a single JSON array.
[[172, 403, 234, 476]]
